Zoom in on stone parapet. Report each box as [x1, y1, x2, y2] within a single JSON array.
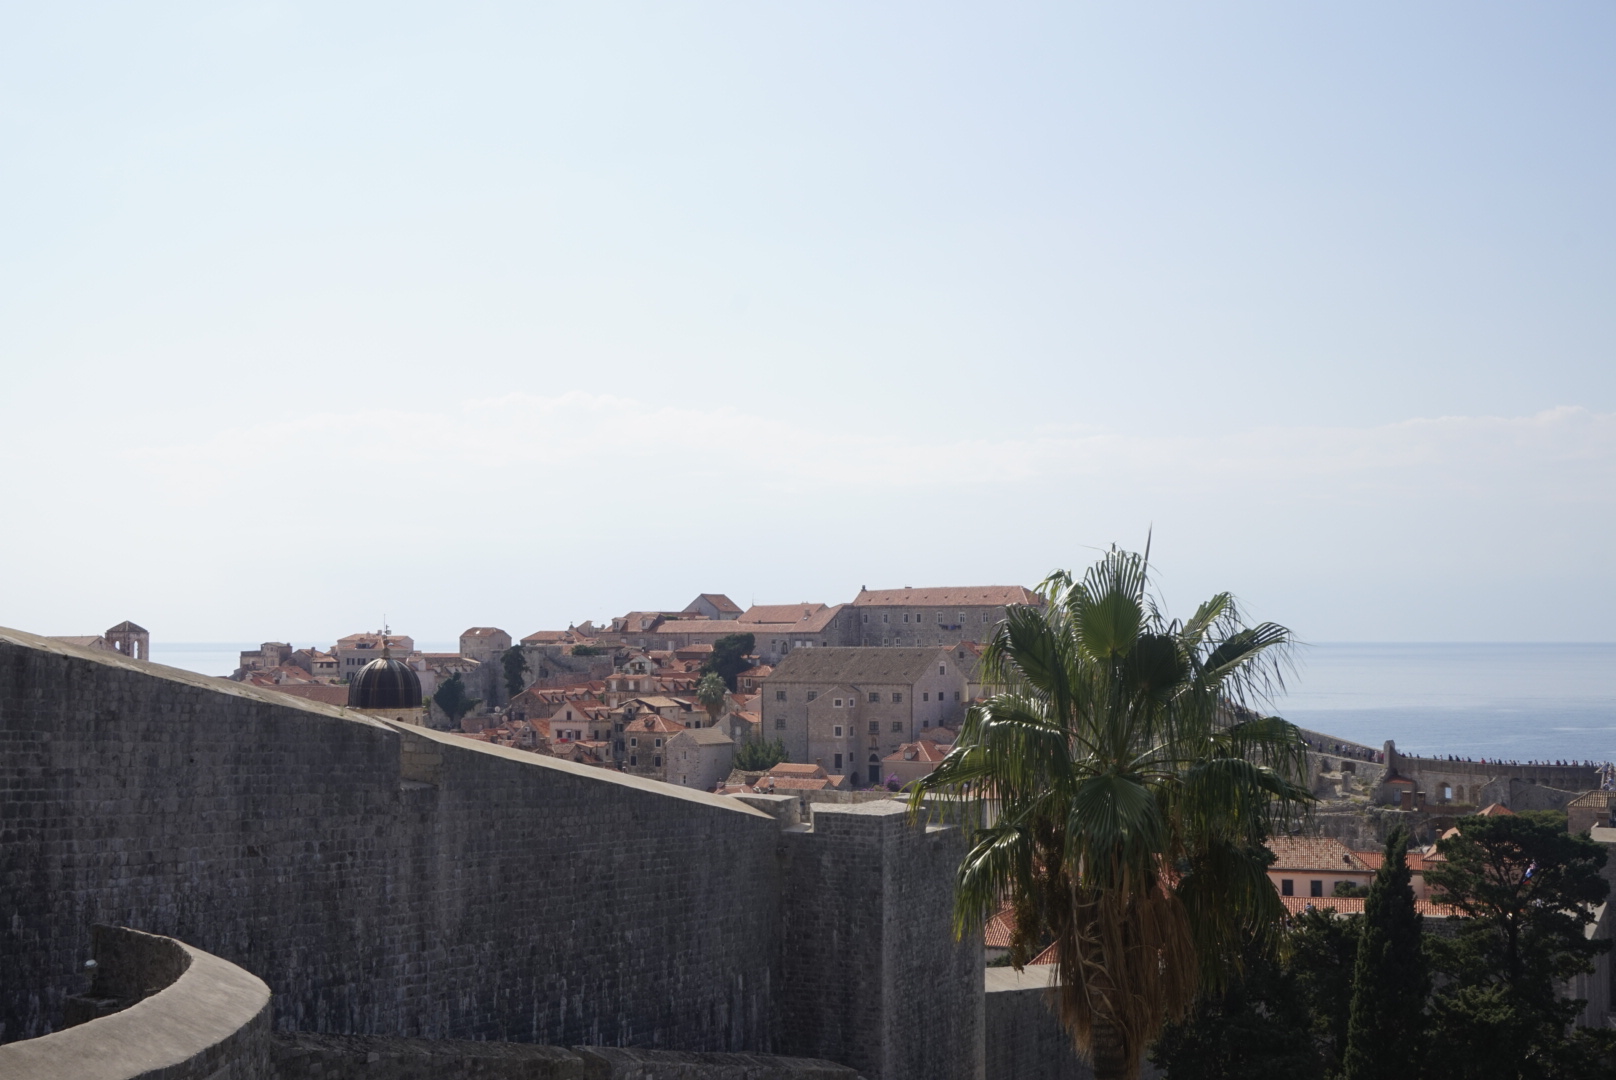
[[0, 926, 271, 1080]]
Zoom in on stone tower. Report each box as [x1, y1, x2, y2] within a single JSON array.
[[104, 620, 150, 661]]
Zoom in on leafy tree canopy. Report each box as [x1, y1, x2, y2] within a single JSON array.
[[1423, 811, 1612, 1080], [433, 673, 481, 724], [501, 646, 528, 698], [703, 633, 755, 691], [734, 737, 787, 771]]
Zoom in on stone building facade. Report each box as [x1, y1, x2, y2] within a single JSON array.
[[763, 648, 968, 785], [849, 586, 1040, 648]]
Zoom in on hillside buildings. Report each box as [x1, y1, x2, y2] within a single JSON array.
[[763, 647, 969, 785]]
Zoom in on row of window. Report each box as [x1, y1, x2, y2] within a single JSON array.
[[627, 736, 665, 748], [784, 690, 905, 703], [1279, 879, 1326, 898], [830, 722, 910, 736], [861, 612, 996, 624]]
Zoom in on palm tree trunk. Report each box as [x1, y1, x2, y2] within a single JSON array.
[[1089, 1016, 1134, 1080]]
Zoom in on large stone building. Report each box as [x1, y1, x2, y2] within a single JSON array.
[[763, 648, 969, 785], [849, 586, 1040, 648]]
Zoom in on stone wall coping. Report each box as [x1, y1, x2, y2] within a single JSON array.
[[0, 930, 271, 1080], [0, 624, 770, 822], [383, 721, 774, 820], [0, 624, 392, 730], [984, 966, 1059, 993]]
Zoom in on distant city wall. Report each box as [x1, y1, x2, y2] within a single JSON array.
[[1383, 741, 1598, 808]]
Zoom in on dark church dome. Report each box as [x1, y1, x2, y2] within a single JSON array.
[[348, 656, 422, 710]]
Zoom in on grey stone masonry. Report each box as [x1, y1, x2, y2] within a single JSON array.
[[0, 629, 780, 1051], [778, 802, 983, 1080]]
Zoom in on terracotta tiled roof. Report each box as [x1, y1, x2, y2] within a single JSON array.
[[764, 777, 831, 791], [769, 647, 956, 685], [768, 763, 828, 778], [689, 593, 744, 614], [1279, 895, 1459, 918], [1029, 943, 1059, 965], [853, 586, 1040, 607], [1267, 836, 1374, 873], [623, 715, 687, 734], [984, 906, 1015, 949], [738, 603, 830, 625], [884, 739, 951, 764], [1477, 803, 1514, 816], [1353, 849, 1432, 873]]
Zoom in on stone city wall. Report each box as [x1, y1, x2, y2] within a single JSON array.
[[1, 630, 986, 1080], [778, 802, 983, 1080], [0, 630, 781, 1050], [0, 925, 272, 1080]]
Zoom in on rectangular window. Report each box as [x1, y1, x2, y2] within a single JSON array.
[[834, 726, 843, 737], [630, 737, 638, 747], [923, 692, 929, 701], [868, 692, 879, 703], [903, 614, 910, 623], [862, 613, 869, 623], [891, 722, 901, 732], [939, 665, 945, 675], [882, 614, 889, 623], [869, 721, 879, 734], [807, 691, 817, 701], [655, 738, 663, 748], [1281, 879, 1294, 896], [775, 717, 786, 730], [954, 691, 961, 701], [923, 720, 929, 728], [959, 612, 966, 624], [937, 613, 945, 623], [654, 755, 661, 767], [775, 690, 786, 701], [833, 698, 843, 707], [630, 755, 637, 766], [834, 753, 843, 770], [1310, 880, 1324, 898], [981, 613, 990, 622], [892, 692, 903, 703]]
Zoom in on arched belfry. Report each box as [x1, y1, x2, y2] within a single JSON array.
[[105, 621, 150, 661]]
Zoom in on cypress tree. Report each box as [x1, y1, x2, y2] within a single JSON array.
[[1343, 826, 1429, 1080]]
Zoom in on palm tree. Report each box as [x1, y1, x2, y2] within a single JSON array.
[[913, 547, 1312, 1080], [695, 672, 729, 727]]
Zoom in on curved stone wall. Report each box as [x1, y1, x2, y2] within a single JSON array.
[[0, 925, 271, 1080]]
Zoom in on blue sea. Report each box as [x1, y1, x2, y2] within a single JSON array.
[[1271, 643, 1616, 764], [151, 641, 1616, 764]]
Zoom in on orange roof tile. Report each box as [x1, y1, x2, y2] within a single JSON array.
[[1279, 895, 1458, 918], [1267, 836, 1374, 873]]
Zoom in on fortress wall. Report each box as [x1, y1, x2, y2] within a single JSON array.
[[0, 631, 781, 1050], [1382, 745, 1597, 809], [0, 926, 273, 1080], [778, 803, 983, 1080]]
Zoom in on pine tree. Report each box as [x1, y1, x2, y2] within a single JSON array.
[[1343, 827, 1429, 1080]]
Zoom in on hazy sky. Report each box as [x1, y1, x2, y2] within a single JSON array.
[[2, 2, 1612, 645]]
